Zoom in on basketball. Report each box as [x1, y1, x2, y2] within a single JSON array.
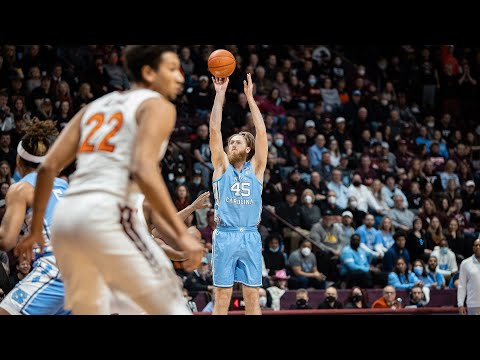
[[208, 49, 236, 78]]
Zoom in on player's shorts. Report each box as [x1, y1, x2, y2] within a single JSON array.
[[212, 226, 262, 288], [51, 192, 190, 315], [0, 255, 70, 315]]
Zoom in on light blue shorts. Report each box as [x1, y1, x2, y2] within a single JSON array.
[[212, 227, 262, 288], [0, 256, 70, 315]]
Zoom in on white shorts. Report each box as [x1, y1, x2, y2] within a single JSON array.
[[51, 192, 190, 315]]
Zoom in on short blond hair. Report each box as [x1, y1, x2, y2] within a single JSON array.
[[227, 132, 255, 161]]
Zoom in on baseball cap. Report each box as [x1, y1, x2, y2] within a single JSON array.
[[193, 168, 202, 176], [199, 75, 209, 82], [466, 180, 476, 187], [336, 117, 346, 124], [352, 89, 362, 96], [342, 211, 353, 218], [381, 141, 389, 149], [287, 188, 297, 195], [305, 120, 316, 128]]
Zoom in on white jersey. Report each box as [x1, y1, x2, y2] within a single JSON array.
[[67, 89, 168, 200]]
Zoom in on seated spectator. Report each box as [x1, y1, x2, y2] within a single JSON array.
[[388, 257, 421, 291], [414, 258, 445, 290], [371, 285, 402, 309], [299, 188, 321, 230], [288, 288, 313, 310], [8, 258, 31, 288], [317, 286, 344, 309], [348, 174, 384, 214], [277, 189, 308, 252], [259, 288, 269, 310], [344, 286, 370, 309], [287, 239, 326, 289], [374, 216, 395, 257], [389, 195, 416, 232], [406, 217, 430, 263], [383, 231, 411, 272], [327, 168, 349, 210], [263, 234, 287, 277], [266, 269, 289, 311], [345, 196, 367, 228], [382, 175, 409, 209], [340, 234, 373, 288], [184, 257, 214, 298], [332, 211, 356, 251], [431, 239, 458, 282], [355, 214, 380, 258], [404, 284, 429, 308]]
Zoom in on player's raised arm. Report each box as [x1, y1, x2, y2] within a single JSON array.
[[244, 73, 268, 180], [209, 76, 229, 177]]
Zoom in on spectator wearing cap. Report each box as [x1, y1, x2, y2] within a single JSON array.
[[276, 188, 308, 252], [199, 208, 216, 250], [376, 156, 395, 184], [381, 141, 398, 171], [332, 116, 349, 151], [333, 211, 356, 249], [308, 171, 329, 207], [303, 119, 318, 147], [327, 168, 349, 210], [308, 134, 327, 168], [283, 168, 306, 197], [184, 257, 214, 298], [462, 180, 480, 231], [31, 97, 54, 121], [189, 75, 214, 119], [31, 75, 54, 110], [187, 168, 207, 200], [342, 89, 363, 126], [319, 117, 334, 140], [356, 154, 378, 187], [266, 269, 289, 311]]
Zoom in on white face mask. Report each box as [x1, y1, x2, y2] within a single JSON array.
[[304, 195, 313, 204], [328, 196, 336, 205], [358, 69, 366, 76], [301, 247, 311, 257], [350, 201, 358, 209], [381, 99, 389, 106], [259, 297, 267, 308]]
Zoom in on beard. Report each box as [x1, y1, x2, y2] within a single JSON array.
[[228, 149, 247, 164]]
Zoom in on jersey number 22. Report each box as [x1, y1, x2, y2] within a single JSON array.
[[79, 112, 123, 153]]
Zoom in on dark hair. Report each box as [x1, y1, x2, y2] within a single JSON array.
[[20, 118, 58, 169], [393, 231, 407, 242], [227, 132, 255, 161], [124, 45, 176, 83]]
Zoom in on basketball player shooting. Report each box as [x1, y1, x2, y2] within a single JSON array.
[[209, 73, 268, 315]]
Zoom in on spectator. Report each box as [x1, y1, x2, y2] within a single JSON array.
[[371, 285, 402, 309], [416, 257, 445, 290], [287, 239, 326, 290], [184, 257, 214, 298], [383, 231, 411, 272], [317, 286, 343, 309], [388, 257, 421, 290], [389, 195, 416, 232], [263, 234, 287, 277], [340, 234, 373, 289], [406, 217, 430, 262], [266, 269, 289, 311], [327, 168, 349, 210], [288, 288, 313, 310], [431, 239, 458, 281], [404, 284, 429, 308]]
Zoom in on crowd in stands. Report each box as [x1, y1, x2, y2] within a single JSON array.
[[1, 44, 479, 311]]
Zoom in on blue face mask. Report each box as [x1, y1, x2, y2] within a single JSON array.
[[440, 248, 448, 255], [269, 247, 279, 253], [275, 139, 284, 147], [413, 267, 423, 276]]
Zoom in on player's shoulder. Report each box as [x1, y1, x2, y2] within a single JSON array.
[[6, 181, 33, 200]]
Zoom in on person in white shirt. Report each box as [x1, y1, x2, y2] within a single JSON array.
[[431, 239, 458, 282], [458, 239, 480, 315], [347, 174, 384, 214]]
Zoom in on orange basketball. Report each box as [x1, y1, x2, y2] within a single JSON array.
[[208, 49, 236, 78]]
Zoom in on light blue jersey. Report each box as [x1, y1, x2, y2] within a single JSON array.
[[0, 172, 70, 315], [212, 161, 262, 228], [20, 172, 68, 260], [211, 162, 263, 288]]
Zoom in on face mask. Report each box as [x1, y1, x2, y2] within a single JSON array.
[[304, 195, 313, 204], [352, 294, 363, 303], [352, 180, 361, 187], [176, 177, 186, 185], [193, 178, 202, 185], [308, 78, 316, 86], [413, 266, 423, 276], [381, 99, 389, 106], [411, 106, 420, 114], [296, 299, 307, 307], [269, 247, 279, 253], [350, 201, 358, 208], [301, 247, 311, 257], [427, 122, 435, 128], [440, 248, 448, 255], [358, 69, 366, 76], [334, 59, 342, 66], [351, 242, 360, 250], [326, 296, 336, 303], [328, 196, 336, 205], [259, 297, 267, 308], [275, 139, 284, 147], [267, 141, 272, 147]]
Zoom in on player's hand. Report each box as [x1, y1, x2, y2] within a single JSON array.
[[191, 191, 211, 211], [212, 76, 229, 94], [459, 306, 467, 315], [181, 234, 205, 272], [243, 73, 254, 99], [15, 231, 45, 264]]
